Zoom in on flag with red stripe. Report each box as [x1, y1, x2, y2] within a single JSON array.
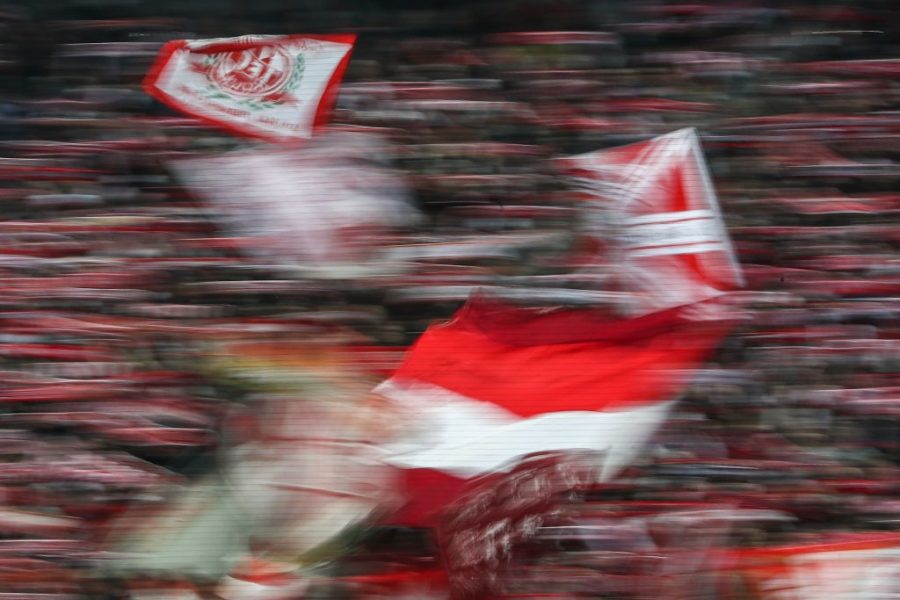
[[564, 128, 744, 314], [144, 34, 355, 142], [378, 295, 736, 526]]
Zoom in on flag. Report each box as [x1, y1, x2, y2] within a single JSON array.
[[103, 339, 398, 583], [378, 294, 735, 525], [144, 34, 356, 142], [733, 533, 900, 600], [172, 131, 419, 278], [564, 128, 744, 315]]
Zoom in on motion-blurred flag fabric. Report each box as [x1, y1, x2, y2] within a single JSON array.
[[564, 128, 744, 315], [144, 34, 356, 142], [378, 294, 736, 526], [172, 131, 419, 278]]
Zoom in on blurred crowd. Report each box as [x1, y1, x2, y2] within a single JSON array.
[[0, 0, 899, 598]]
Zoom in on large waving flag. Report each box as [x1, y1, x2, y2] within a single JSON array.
[[564, 128, 744, 314], [144, 34, 356, 142], [378, 295, 735, 524]]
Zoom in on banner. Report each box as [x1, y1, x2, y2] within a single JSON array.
[[564, 128, 744, 315], [144, 34, 356, 142], [732, 534, 900, 600], [379, 295, 735, 517], [376, 295, 736, 597]]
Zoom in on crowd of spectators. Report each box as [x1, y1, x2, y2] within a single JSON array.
[[0, 1, 898, 597]]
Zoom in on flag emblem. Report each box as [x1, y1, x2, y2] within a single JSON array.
[[144, 34, 355, 141], [203, 46, 305, 109]]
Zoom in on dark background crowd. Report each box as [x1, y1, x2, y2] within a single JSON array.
[[0, 1, 898, 598]]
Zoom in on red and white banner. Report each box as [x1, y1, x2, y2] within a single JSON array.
[[144, 34, 356, 142], [730, 533, 900, 600], [378, 295, 735, 525], [564, 128, 744, 315]]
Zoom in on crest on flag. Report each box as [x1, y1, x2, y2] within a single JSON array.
[[204, 44, 304, 106], [144, 34, 356, 142], [565, 128, 744, 314]]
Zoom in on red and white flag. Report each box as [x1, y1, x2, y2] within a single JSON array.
[[564, 128, 744, 315], [144, 34, 356, 142], [734, 533, 900, 600], [172, 131, 419, 278], [378, 294, 735, 525]]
